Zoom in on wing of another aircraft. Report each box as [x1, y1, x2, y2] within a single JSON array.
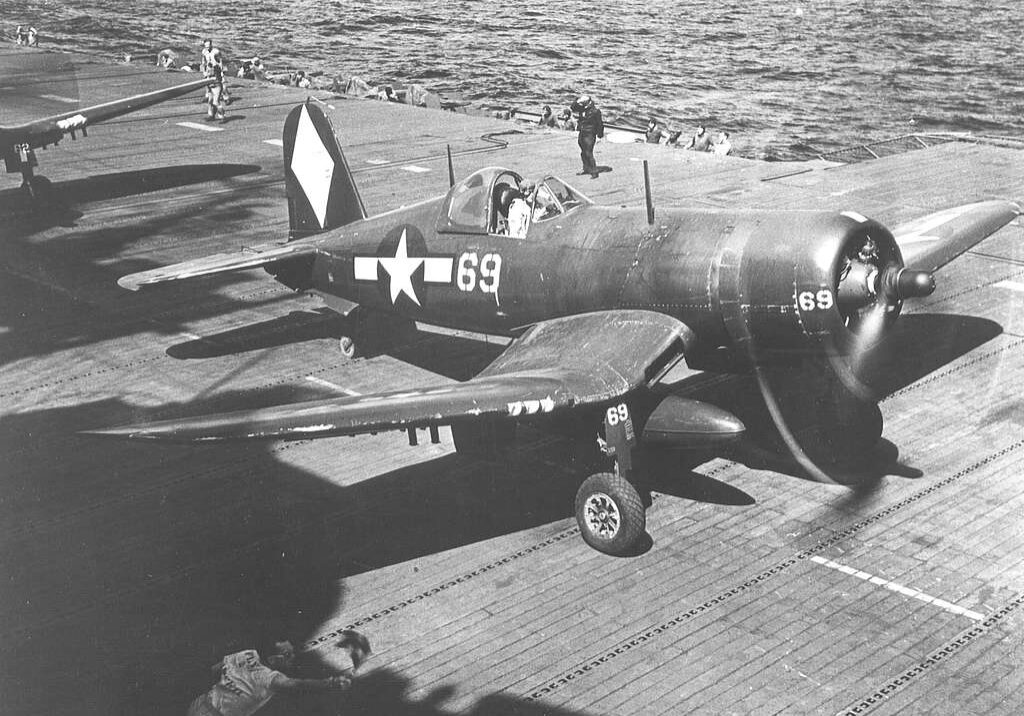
[[1, 76, 214, 147], [85, 310, 692, 442], [892, 200, 1020, 272]]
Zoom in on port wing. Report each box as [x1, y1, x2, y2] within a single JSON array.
[[117, 241, 319, 291], [893, 200, 1020, 272], [85, 311, 690, 441]]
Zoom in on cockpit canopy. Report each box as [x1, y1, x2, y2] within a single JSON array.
[[436, 167, 588, 237]]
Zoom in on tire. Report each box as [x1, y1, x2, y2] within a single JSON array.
[[339, 335, 357, 359], [574, 472, 646, 556]]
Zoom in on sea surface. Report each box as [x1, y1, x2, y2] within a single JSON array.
[[3, 0, 1022, 159]]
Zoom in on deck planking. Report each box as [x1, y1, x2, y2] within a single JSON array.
[[1, 47, 1023, 715]]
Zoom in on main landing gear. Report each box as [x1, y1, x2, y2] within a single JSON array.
[[572, 402, 650, 557], [334, 309, 417, 360]]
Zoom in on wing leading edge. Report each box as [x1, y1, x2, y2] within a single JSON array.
[[893, 200, 1020, 272], [85, 311, 692, 442]]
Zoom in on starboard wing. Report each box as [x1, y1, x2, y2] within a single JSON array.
[[118, 242, 320, 291], [893, 200, 1020, 272], [5, 77, 214, 144], [85, 310, 691, 442]]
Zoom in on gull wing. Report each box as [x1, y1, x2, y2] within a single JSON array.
[[118, 242, 319, 291], [893, 200, 1020, 272], [2, 77, 214, 146], [84, 310, 690, 442]]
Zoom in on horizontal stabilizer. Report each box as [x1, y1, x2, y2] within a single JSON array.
[[85, 310, 691, 442], [893, 200, 1020, 272], [118, 242, 319, 291]]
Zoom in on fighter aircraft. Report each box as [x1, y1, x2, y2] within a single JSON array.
[[2, 76, 213, 198], [90, 101, 1020, 556]]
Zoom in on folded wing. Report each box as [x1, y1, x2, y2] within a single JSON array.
[[85, 311, 690, 442], [893, 200, 1020, 272]]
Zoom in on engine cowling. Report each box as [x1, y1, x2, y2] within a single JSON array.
[[714, 210, 934, 364]]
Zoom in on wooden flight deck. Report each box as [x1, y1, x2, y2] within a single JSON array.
[[2, 46, 1023, 715]]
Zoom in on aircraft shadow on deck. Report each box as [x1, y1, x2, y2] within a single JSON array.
[[0, 313, 1002, 713], [0, 163, 261, 233], [3, 395, 639, 714], [167, 312, 508, 382]]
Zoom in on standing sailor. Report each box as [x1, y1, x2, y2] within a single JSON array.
[[572, 95, 604, 179]]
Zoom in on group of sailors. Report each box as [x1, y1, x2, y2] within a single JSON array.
[[660, 121, 733, 156], [14, 25, 38, 46], [536, 103, 732, 156]]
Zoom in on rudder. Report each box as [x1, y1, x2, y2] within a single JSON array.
[[283, 101, 366, 240]]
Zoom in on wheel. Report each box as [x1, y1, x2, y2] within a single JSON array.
[[339, 335, 357, 359], [574, 472, 646, 556]]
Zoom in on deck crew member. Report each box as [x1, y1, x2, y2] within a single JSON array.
[[201, 38, 231, 103], [711, 131, 732, 155], [645, 117, 665, 144], [572, 95, 604, 179], [187, 633, 369, 716], [206, 61, 227, 121], [685, 124, 712, 152]]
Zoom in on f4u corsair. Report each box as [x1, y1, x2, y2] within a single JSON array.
[[93, 101, 1020, 556], [2, 76, 213, 198]]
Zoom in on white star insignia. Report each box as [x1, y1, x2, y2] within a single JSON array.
[[378, 230, 424, 305], [352, 230, 454, 306]]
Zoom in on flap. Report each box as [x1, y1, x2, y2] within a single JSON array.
[[893, 200, 1020, 272], [85, 310, 691, 442]]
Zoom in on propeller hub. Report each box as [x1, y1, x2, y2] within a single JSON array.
[[892, 268, 936, 300]]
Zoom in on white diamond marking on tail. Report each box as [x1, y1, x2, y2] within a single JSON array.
[[291, 105, 335, 228]]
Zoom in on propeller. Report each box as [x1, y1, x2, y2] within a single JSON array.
[[833, 238, 935, 396], [754, 235, 937, 486]]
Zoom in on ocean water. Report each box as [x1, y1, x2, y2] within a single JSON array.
[[3, 0, 1022, 159]]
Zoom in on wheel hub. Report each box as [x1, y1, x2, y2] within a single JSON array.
[[583, 492, 620, 539]]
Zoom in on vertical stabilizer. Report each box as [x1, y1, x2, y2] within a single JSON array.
[[283, 101, 367, 239]]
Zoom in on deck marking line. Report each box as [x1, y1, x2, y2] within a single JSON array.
[[810, 556, 984, 620], [177, 121, 224, 132], [993, 280, 1024, 292], [305, 375, 361, 396], [39, 93, 78, 103], [521, 438, 1024, 702], [836, 590, 1024, 716], [263, 138, 284, 146], [402, 165, 431, 173]]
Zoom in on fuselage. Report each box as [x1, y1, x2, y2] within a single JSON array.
[[296, 199, 874, 368]]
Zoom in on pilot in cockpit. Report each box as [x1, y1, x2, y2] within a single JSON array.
[[521, 179, 559, 223], [504, 186, 531, 239]]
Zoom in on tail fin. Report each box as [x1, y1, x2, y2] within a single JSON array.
[[283, 101, 366, 240]]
